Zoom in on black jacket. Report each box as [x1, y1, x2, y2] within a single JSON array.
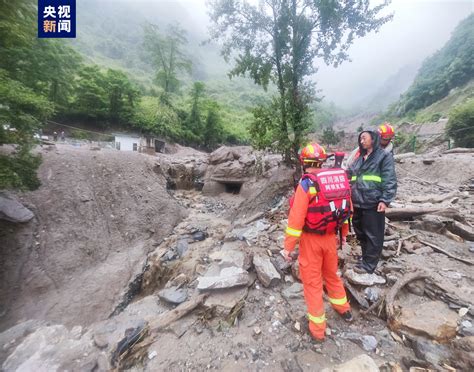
[[348, 130, 397, 209]]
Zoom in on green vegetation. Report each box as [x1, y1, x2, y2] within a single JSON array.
[[209, 0, 391, 163], [447, 99, 474, 148]]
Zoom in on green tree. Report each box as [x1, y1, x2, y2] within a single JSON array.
[[184, 82, 205, 140], [321, 126, 339, 147], [209, 0, 391, 164], [106, 69, 140, 123], [446, 99, 474, 148], [142, 22, 192, 95], [0, 69, 54, 189], [203, 102, 224, 150], [74, 66, 109, 122]]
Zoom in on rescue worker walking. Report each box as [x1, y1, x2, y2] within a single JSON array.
[[346, 123, 395, 167], [282, 143, 353, 342], [348, 130, 397, 274]]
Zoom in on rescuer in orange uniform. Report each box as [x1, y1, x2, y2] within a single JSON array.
[[282, 143, 353, 342]]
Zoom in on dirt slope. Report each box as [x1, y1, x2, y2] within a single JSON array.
[[0, 144, 186, 331]]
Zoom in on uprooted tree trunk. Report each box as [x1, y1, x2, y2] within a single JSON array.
[[362, 272, 429, 320], [362, 271, 474, 323], [386, 207, 465, 222]]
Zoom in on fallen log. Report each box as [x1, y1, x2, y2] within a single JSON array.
[[444, 148, 474, 154], [114, 294, 208, 369], [410, 192, 460, 204], [416, 237, 473, 266], [446, 220, 474, 241], [386, 207, 464, 222], [149, 293, 208, 332]]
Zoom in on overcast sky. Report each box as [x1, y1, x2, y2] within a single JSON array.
[[125, 0, 473, 107]]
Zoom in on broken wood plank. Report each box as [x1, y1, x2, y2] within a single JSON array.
[[416, 238, 473, 266], [149, 293, 208, 333]]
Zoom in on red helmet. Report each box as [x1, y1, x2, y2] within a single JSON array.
[[378, 122, 395, 140], [299, 143, 327, 165]]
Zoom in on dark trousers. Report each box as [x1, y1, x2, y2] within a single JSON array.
[[352, 207, 385, 273]]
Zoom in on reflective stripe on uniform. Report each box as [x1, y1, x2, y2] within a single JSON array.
[[351, 175, 382, 182], [285, 227, 302, 237], [329, 296, 348, 306], [307, 313, 326, 324]]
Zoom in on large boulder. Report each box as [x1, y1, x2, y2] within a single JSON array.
[[391, 300, 458, 342], [253, 255, 281, 287], [0, 193, 34, 223]]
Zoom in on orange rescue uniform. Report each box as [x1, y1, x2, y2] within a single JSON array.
[[285, 175, 351, 340]]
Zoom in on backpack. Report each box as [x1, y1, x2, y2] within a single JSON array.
[[289, 168, 351, 234]]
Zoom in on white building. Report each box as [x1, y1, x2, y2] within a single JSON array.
[[114, 133, 140, 152], [114, 133, 166, 153]]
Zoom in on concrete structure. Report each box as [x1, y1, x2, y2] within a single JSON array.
[[114, 134, 166, 153]]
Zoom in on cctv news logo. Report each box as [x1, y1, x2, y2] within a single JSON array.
[[38, 0, 76, 38]]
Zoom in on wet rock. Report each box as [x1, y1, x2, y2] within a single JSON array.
[[93, 333, 109, 349], [291, 261, 301, 281], [192, 231, 207, 242], [364, 287, 382, 303], [176, 239, 189, 257], [209, 248, 251, 270], [342, 333, 378, 352], [392, 300, 458, 342], [197, 267, 249, 290], [253, 255, 281, 287], [412, 337, 451, 368], [209, 146, 237, 164], [204, 287, 249, 317], [344, 269, 386, 286], [229, 220, 270, 242], [321, 354, 380, 372], [234, 212, 264, 228], [460, 320, 474, 336], [272, 255, 291, 272], [2, 325, 98, 371], [0, 319, 48, 362], [406, 280, 426, 296], [162, 249, 178, 262], [158, 286, 188, 305], [451, 336, 474, 371], [414, 246, 433, 255], [282, 283, 304, 301], [0, 193, 34, 223]]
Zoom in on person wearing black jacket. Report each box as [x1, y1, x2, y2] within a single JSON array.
[[348, 130, 397, 274]]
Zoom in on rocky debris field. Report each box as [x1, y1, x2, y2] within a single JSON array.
[[0, 143, 473, 371]]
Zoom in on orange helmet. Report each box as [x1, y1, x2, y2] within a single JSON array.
[[299, 143, 327, 165], [378, 122, 395, 140]]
